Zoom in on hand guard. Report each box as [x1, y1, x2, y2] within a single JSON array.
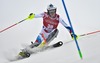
[[27, 13, 35, 20], [65, 26, 78, 39], [70, 33, 78, 39]]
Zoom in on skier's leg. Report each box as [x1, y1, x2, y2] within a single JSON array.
[[22, 29, 58, 51], [30, 34, 44, 48], [30, 28, 51, 47], [19, 29, 59, 57], [19, 34, 44, 57], [46, 29, 59, 44]]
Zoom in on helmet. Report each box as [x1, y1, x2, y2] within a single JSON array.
[[47, 4, 57, 11], [47, 4, 57, 17]]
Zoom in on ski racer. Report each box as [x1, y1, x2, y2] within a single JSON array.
[[19, 4, 77, 57]]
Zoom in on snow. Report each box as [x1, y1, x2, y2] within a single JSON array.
[[0, 0, 100, 63]]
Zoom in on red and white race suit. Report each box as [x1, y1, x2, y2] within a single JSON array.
[[34, 12, 70, 44]]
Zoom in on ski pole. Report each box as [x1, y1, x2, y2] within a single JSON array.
[[0, 13, 34, 33], [73, 30, 100, 40], [0, 19, 27, 33], [80, 30, 100, 37]]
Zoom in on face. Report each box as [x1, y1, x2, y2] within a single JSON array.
[[48, 9, 56, 18]]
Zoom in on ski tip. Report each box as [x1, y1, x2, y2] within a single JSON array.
[[53, 41, 63, 47], [59, 41, 63, 45]]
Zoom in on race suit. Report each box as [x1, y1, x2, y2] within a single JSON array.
[[33, 12, 72, 46]]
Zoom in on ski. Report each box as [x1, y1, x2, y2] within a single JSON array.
[[8, 41, 63, 62]]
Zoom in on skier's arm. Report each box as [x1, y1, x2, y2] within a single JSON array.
[[59, 17, 77, 39], [27, 13, 44, 20], [59, 17, 72, 33], [34, 13, 44, 18]]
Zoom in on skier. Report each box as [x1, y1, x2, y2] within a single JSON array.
[[19, 4, 77, 58]]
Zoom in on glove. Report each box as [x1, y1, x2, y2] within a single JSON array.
[[27, 13, 35, 20], [70, 33, 78, 39]]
